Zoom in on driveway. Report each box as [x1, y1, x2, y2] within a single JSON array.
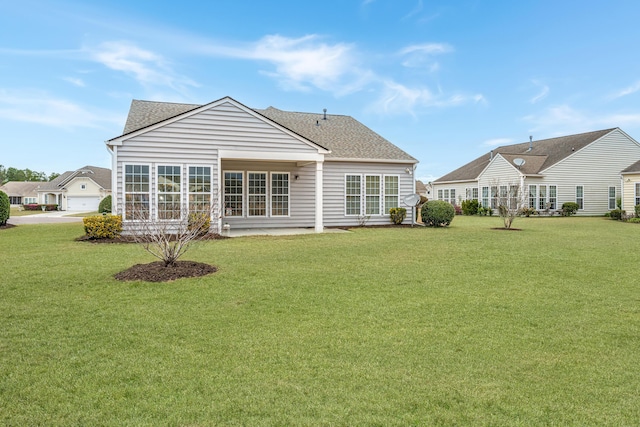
[[7, 211, 87, 225]]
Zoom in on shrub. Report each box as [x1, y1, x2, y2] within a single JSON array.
[[609, 209, 625, 220], [461, 199, 479, 216], [635, 204, 640, 218], [23, 204, 57, 211], [519, 207, 537, 217], [421, 200, 455, 227], [627, 217, 640, 223], [83, 214, 123, 239], [0, 190, 9, 226], [561, 202, 579, 216], [188, 212, 211, 236], [453, 205, 462, 215], [98, 195, 112, 214], [388, 207, 407, 225]]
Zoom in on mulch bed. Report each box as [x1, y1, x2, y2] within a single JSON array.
[[490, 227, 522, 231], [0, 223, 16, 230], [114, 260, 217, 282]]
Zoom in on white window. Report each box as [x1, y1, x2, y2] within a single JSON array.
[[25, 197, 36, 204], [529, 185, 537, 209], [271, 173, 289, 216], [157, 165, 181, 220], [124, 164, 150, 220], [345, 175, 362, 216], [438, 189, 443, 200], [248, 172, 267, 216], [450, 189, 456, 205], [636, 183, 640, 207], [482, 186, 489, 208], [384, 176, 399, 214], [188, 166, 211, 213], [224, 171, 243, 216], [491, 186, 498, 209], [80, 184, 86, 190], [576, 185, 584, 210], [608, 186, 616, 210], [549, 186, 557, 210], [365, 175, 381, 215], [472, 187, 479, 200], [538, 185, 547, 210]]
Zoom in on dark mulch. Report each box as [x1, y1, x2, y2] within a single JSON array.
[[0, 223, 16, 230], [114, 260, 217, 282], [490, 227, 522, 231]]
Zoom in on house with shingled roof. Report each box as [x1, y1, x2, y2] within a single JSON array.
[[106, 96, 418, 233], [621, 159, 640, 213], [433, 128, 640, 216], [37, 165, 112, 211]]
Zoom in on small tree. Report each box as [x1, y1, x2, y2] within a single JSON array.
[[493, 180, 527, 229], [0, 190, 9, 226], [126, 202, 217, 267], [561, 202, 579, 217], [98, 195, 112, 214]]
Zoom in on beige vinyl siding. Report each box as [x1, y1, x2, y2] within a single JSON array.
[[432, 181, 475, 205], [322, 161, 415, 227], [478, 156, 522, 189], [542, 129, 640, 215], [622, 173, 640, 212]]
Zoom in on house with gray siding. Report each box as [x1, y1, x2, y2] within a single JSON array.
[[106, 96, 418, 233], [433, 128, 640, 216]]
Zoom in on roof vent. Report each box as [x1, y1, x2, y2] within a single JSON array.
[[490, 150, 493, 160], [323, 108, 327, 120], [528, 135, 533, 151]]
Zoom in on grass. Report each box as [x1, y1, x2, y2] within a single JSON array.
[[1, 216, 639, 425]]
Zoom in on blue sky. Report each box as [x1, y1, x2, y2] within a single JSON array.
[[2, 0, 640, 183]]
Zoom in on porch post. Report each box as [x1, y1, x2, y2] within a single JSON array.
[[315, 161, 323, 232]]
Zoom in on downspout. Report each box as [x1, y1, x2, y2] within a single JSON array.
[[106, 142, 117, 214]]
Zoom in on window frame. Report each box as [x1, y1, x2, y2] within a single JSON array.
[[271, 172, 290, 217], [345, 174, 362, 216], [224, 171, 244, 217], [156, 164, 183, 220], [576, 185, 584, 210], [384, 175, 400, 214], [635, 183, 640, 207], [608, 186, 616, 210], [365, 174, 381, 215], [188, 165, 212, 215], [124, 163, 151, 221], [248, 171, 268, 217]]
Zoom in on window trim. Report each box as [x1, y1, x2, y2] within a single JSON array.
[[635, 183, 640, 207], [123, 163, 151, 221], [384, 175, 400, 214], [223, 170, 244, 217], [345, 174, 362, 216], [248, 171, 268, 217], [188, 165, 212, 215], [156, 164, 183, 221], [608, 186, 616, 210], [365, 174, 381, 216], [270, 172, 290, 217], [576, 185, 584, 210]]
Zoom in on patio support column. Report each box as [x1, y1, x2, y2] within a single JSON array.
[[315, 161, 323, 232]]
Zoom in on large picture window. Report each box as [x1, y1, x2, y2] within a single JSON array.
[[157, 165, 181, 220], [188, 166, 211, 213], [271, 173, 289, 216], [384, 175, 399, 214], [224, 172, 243, 216], [124, 164, 150, 220], [248, 172, 267, 216]]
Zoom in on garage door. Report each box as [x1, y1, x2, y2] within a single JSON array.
[[67, 196, 101, 211]]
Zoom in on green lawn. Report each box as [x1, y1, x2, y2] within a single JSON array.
[[1, 217, 639, 425]]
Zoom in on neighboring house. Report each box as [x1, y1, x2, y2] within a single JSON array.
[[37, 166, 112, 211], [433, 128, 640, 216], [106, 96, 418, 233], [621, 160, 640, 213], [0, 181, 41, 206]]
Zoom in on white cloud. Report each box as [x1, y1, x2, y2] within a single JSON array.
[[0, 89, 123, 130], [63, 77, 85, 87], [611, 80, 640, 99], [372, 80, 485, 116], [399, 43, 453, 70], [88, 41, 199, 93], [523, 104, 640, 135], [530, 80, 549, 104]]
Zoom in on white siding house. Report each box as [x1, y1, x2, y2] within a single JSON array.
[[433, 128, 640, 216], [36, 166, 111, 211], [106, 96, 418, 233]]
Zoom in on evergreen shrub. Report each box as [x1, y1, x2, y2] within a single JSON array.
[[421, 200, 455, 227]]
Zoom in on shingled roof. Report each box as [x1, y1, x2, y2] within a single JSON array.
[[435, 128, 616, 183], [38, 166, 112, 191], [621, 159, 640, 174], [0, 181, 41, 197], [119, 98, 417, 162]]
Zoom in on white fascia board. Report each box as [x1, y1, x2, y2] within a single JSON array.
[[218, 149, 324, 162], [326, 158, 418, 164]]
